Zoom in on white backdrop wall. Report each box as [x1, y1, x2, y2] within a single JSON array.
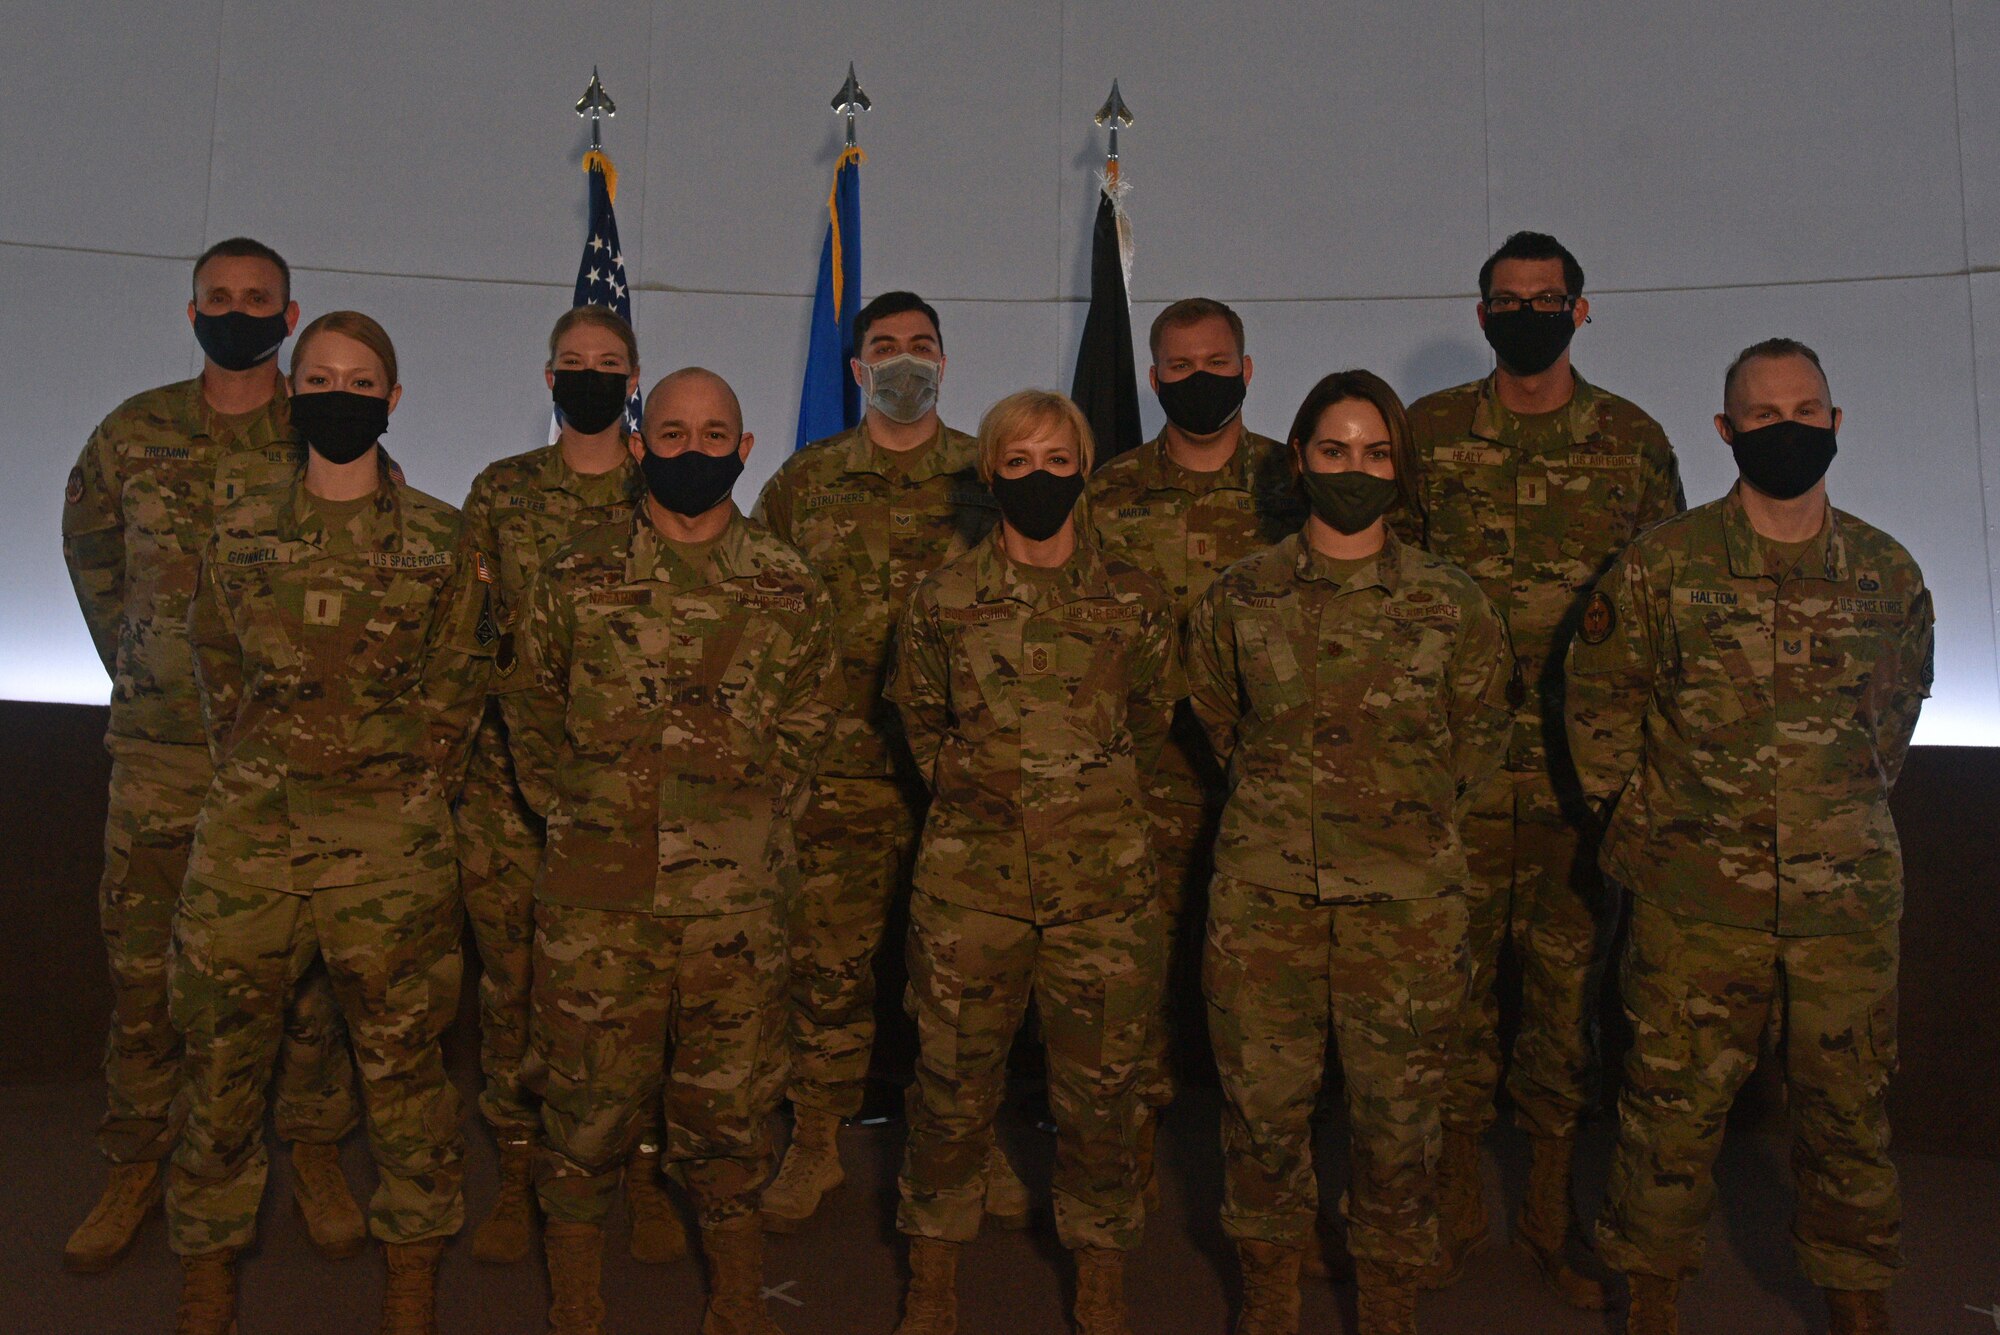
[[3, 1, 1997, 745]]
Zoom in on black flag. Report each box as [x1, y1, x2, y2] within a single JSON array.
[[1070, 187, 1142, 461]]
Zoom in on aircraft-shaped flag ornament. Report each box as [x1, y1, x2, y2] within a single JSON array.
[[1094, 79, 1134, 163], [833, 62, 872, 148], [576, 67, 616, 151]]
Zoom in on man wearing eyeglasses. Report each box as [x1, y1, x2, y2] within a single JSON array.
[[1406, 231, 1684, 1307]]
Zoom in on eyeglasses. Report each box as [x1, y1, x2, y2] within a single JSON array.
[[1483, 294, 1577, 315]]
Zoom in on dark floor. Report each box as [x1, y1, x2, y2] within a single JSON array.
[[6, 1073, 1999, 1335]]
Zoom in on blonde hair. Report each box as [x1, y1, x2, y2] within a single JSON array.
[[975, 390, 1096, 484], [547, 304, 639, 369], [290, 310, 398, 386]]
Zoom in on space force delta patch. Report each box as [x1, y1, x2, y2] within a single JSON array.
[[1579, 590, 1617, 644]]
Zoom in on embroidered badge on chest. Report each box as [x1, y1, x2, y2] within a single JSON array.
[[305, 590, 345, 627]]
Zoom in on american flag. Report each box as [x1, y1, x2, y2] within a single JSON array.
[[569, 150, 641, 434]]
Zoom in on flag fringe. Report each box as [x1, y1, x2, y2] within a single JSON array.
[[583, 149, 619, 204], [827, 146, 866, 317]]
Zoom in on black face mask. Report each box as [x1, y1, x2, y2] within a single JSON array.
[[194, 309, 291, 372], [1155, 370, 1247, 437], [990, 469, 1086, 542], [290, 390, 389, 465], [640, 447, 745, 517], [1301, 469, 1400, 535], [1728, 418, 1838, 501], [552, 369, 632, 436], [1482, 308, 1576, 377]]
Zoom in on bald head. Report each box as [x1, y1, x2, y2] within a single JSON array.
[[644, 366, 742, 439]]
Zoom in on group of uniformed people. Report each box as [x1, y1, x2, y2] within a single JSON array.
[[58, 229, 1931, 1335]]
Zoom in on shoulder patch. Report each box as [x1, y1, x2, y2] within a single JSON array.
[[66, 466, 84, 505], [1579, 590, 1616, 644]]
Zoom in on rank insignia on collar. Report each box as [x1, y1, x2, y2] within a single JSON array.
[[1580, 590, 1616, 645]]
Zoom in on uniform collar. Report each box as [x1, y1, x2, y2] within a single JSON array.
[[279, 452, 403, 551], [1132, 426, 1261, 493], [1468, 368, 1604, 450], [1289, 526, 1403, 595], [539, 440, 641, 505], [966, 526, 1112, 611], [840, 418, 976, 483], [1720, 483, 1847, 582], [625, 502, 751, 590], [177, 375, 290, 444]]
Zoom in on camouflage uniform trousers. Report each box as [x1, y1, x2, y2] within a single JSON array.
[[1204, 874, 1468, 1267], [98, 736, 357, 1165], [166, 868, 465, 1254], [532, 901, 789, 1230], [1442, 766, 1612, 1139], [1138, 790, 1221, 1108], [899, 892, 1162, 1252], [1596, 896, 1901, 1290], [784, 773, 923, 1118], [454, 715, 544, 1140]]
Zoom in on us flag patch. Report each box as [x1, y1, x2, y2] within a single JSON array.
[[475, 552, 495, 584]]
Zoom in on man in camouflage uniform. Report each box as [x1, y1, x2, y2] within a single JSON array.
[[887, 389, 1183, 1335], [1406, 231, 1682, 1301], [454, 305, 681, 1266], [1186, 368, 1514, 1335], [503, 368, 841, 1335], [1089, 296, 1305, 1167], [753, 291, 1023, 1233], [59, 238, 361, 1274], [1567, 340, 1931, 1335], [174, 325, 494, 1333]]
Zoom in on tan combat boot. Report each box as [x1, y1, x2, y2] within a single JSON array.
[[64, 1160, 163, 1273], [379, 1238, 444, 1335], [984, 1141, 1031, 1230], [893, 1236, 960, 1335], [699, 1222, 786, 1335], [1623, 1273, 1680, 1335], [1826, 1287, 1894, 1334], [1354, 1259, 1418, 1335], [544, 1220, 608, 1335], [758, 1105, 843, 1233], [1233, 1240, 1303, 1335], [626, 1143, 688, 1263], [291, 1140, 368, 1260], [1418, 1128, 1484, 1289], [471, 1135, 537, 1263], [1072, 1246, 1132, 1335], [1515, 1135, 1610, 1310], [174, 1249, 238, 1335]]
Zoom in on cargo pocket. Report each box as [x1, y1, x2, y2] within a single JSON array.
[[906, 910, 963, 1075]]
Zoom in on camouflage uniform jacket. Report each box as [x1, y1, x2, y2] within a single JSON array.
[[458, 446, 640, 819], [1187, 529, 1514, 901], [1407, 371, 1682, 772], [62, 377, 303, 745], [187, 455, 494, 891], [753, 420, 997, 778], [1088, 428, 1307, 804], [503, 505, 842, 917], [886, 531, 1184, 926], [1565, 487, 1933, 935]]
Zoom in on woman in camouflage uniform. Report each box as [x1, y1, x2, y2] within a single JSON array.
[[1185, 371, 1514, 1335], [886, 390, 1183, 1335], [169, 312, 492, 1335]]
